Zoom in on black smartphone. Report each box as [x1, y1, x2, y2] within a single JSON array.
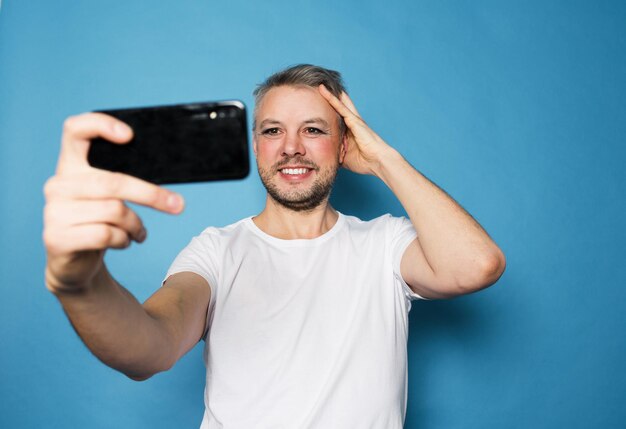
[[87, 100, 249, 184]]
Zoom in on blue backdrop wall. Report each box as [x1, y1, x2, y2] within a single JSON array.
[[1, 1, 625, 428]]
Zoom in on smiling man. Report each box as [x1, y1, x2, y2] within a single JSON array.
[[253, 82, 346, 229], [43, 64, 505, 428], [254, 85, 342, 213]]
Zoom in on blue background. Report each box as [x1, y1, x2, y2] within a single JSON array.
[[1, 1, 625, 428]]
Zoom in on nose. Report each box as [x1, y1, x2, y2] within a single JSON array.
[[281, 131, 306, 157]]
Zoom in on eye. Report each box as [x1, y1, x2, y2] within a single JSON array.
[[260, 127, 282, 137], [303, 127, 327, 135]]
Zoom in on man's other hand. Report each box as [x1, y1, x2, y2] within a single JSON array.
[[318, 85, 398, 178]]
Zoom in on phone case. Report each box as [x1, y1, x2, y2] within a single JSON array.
[[87, 100, 249, 184]]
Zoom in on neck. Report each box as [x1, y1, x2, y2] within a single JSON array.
[[253, 196, 339, 240]]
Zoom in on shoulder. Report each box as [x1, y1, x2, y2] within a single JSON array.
[[174, 217, 253, 260], [341, 212, 411, 233], [166, 217, 253, 279]]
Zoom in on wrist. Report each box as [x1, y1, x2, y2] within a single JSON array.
[[44, 264, 109, 297], [370, 146, 405, 181], [45, 267, 88, 296]]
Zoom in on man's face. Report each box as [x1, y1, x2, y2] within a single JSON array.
[[253, 85, 346, 212]]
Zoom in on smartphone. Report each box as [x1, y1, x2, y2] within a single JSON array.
[[87, 100, 249, 184]]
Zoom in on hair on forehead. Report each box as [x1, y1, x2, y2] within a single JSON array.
[[253, 64, 347, 135]]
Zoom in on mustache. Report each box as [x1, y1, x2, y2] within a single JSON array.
[[273, 156, 319, 171]]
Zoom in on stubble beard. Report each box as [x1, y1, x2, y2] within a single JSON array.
[[258, 155, 339, 212]]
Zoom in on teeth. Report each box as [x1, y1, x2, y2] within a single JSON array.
[[282, 168, 309, 175]]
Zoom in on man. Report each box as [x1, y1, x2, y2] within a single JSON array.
[[44, 64, 505, 427]]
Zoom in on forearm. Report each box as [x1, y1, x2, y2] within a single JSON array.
[[374, 148, 505, 291], [51, 267, 175, 380]]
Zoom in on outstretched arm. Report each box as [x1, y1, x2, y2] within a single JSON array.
[[319, 86, 505, 298], [44, 113, 210, 379]]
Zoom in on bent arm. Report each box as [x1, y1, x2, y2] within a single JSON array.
[[376, 150, 506, 298], [318, 86, 505, 298], [53, 271, 210, 380]]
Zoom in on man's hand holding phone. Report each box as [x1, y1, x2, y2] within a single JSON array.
[[43, 113, 185, 295]]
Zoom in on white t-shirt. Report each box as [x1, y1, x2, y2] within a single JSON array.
[[165, 212, 422, 429]]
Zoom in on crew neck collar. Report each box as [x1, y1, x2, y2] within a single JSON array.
[[244, 212, 345, 247]]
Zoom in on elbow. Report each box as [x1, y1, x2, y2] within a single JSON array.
[[471, 248, 506, 291], [127, 373, 153, 382], [454, 248, 506, 295], [481, 248, 506, 285], [125, 365, 168, 381], [122, 362, 173, 382], [119, 343, 178, 382], [426, 247, 506, 299]]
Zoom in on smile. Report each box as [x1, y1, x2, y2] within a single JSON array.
[[280, 168, 310, 175]]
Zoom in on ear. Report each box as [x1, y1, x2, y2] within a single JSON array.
[[338, 134, 347, 164]]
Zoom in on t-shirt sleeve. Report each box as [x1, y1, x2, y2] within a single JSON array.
[[163, 229, 219, 293], [164, 229, 220, 339], [388, 215, 427, 301]]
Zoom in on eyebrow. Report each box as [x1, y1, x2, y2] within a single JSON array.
[[258, 119, 282, 129], [258, 117, 331, 129], [302, 117, 330, 127]]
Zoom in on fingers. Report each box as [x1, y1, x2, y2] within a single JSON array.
[[57, 112, 133, 174], [44, 113, 185, 266], [43, 198, 152, 256], [44, 199, 147, 243], [44, 224, 135, 254], [44, 113, 176, 290], [339, 92, 361, 117], [318, 85, 361, 119], [63, 112, 133, 144], [44, 170, 184, 214], [52, 113, 184, 214]]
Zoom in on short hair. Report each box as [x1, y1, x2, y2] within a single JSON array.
[[252, 64, 347, 137]]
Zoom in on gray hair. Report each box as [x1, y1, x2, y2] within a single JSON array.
[[252, 64, 347, 137]]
